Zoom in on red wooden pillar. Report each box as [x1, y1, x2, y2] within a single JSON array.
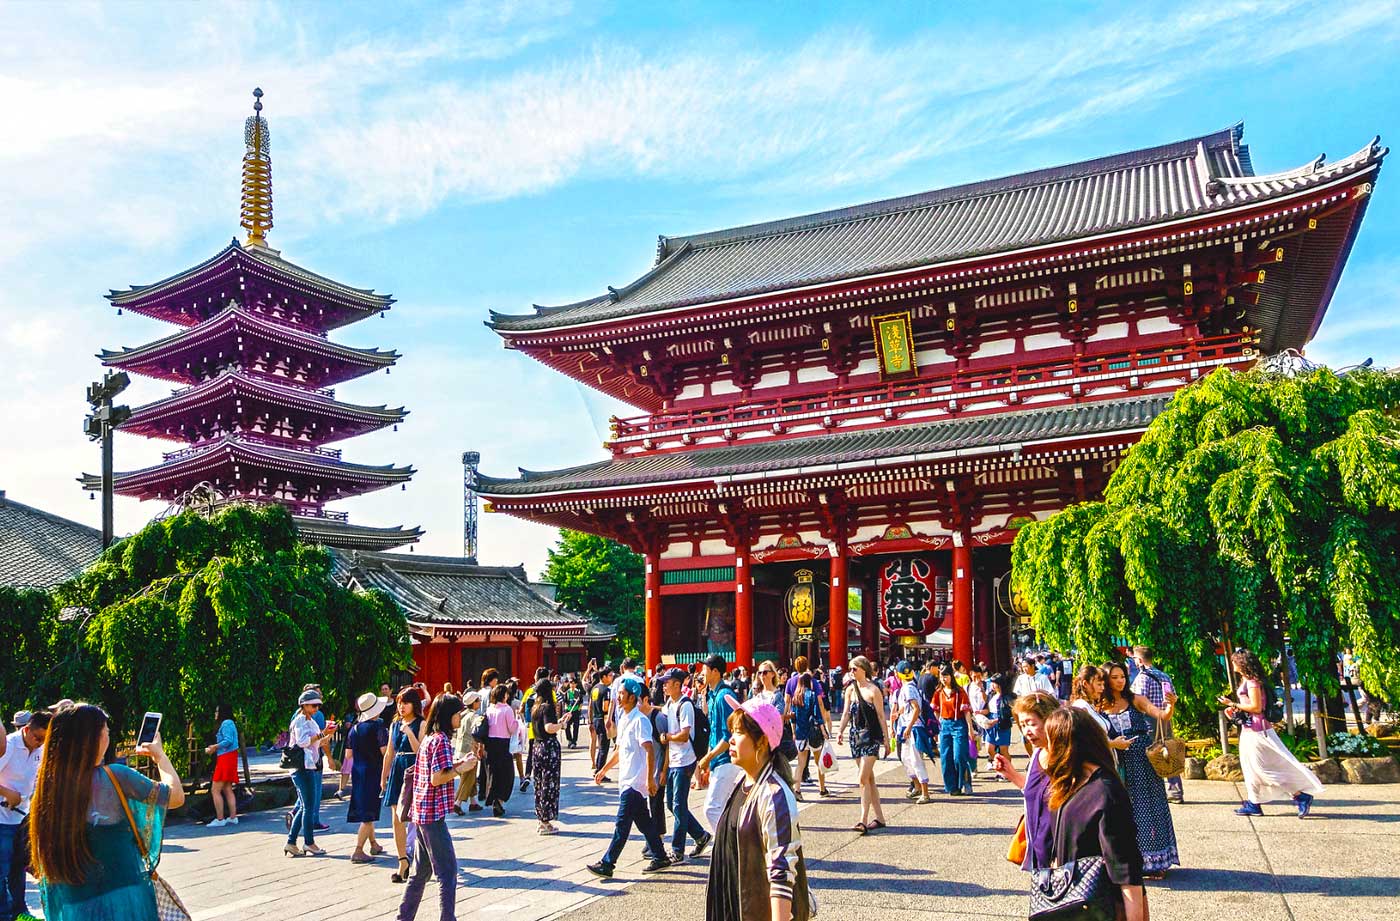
[[952, 535, 974, 667], [829, 544, 849, 669], [644, 552, 662, 672], [735, 546, 754, 668]]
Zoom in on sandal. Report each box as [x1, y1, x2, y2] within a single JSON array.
[[867, 819, 887, 830], [391, 857, 410, 883], [369, 842, 385, 856], [852, 822, 868, 834]]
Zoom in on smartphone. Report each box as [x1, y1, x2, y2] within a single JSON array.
[[137, 712, 162, 746]]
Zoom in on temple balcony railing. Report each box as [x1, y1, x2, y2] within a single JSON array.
[[162, 433, 344, 462], [608, 331, 1254, 454], [293, 506, 350, 522], [166, 370, 336, 400]]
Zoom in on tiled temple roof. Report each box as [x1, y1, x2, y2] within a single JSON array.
[[332, 550, 614, 638], [490, 126, 1385, 334], [295, 517, 423, 552], [0, 491, 102, 590], [478, 394, 1169, 497]]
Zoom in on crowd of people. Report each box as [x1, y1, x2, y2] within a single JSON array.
[[0, 640, 1338, 921]]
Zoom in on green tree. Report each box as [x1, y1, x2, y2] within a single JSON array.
[[1012, 365, 1400, 728], [542, 530, 643, 658], [39, 503, 412, 754]]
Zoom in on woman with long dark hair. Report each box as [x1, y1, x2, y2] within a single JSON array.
[[530, 678, 563, 835], [397, 692, 471, 921], [30, 703, 187, 920], [706, 699, 813, 921], [834, 655, 888, 834], [1224, 649, 1323, 817], [1039, 707, 1147, 921], [202, 702, 239, 828], [380, 687, 424, 882], [1099, 661, 1179, 877], [484, 684, 520, 816], [1069, 666, 1130, 759]]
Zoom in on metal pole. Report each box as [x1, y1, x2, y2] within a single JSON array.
[[101, 412, 115, 548]]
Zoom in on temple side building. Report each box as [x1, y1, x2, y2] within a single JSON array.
[[83, 90, 420, 551], [479, 125, 1385, 672]]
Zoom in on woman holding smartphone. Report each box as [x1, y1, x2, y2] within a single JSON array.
[[397, 693, 471, 921], [286, 690, 337, 857], [30, 703, 187, 920], [1224, 649, 1323, 817]]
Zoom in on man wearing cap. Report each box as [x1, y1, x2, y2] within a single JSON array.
[[659, 668, 711, 864], [588, 677, 671, 878], [0, 709, 49, 921], [893, 661, 934, 804], [692, 653, 742, 836]]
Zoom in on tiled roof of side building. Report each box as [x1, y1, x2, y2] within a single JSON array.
[[331, 549, 607, 633], [477, 394, 1171, 497], [490, 126, 1385, 333], [0, 491, 103, 590]]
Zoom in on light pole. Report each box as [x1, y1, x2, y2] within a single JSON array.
[[85, 371, 131, 548]]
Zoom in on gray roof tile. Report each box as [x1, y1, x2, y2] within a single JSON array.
[[491, 127, 1384, 333], [0, 492, 103, 590], [478, 394, 1169, 496]]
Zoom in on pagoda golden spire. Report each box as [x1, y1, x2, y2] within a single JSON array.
[[240, 87, 273, 248]]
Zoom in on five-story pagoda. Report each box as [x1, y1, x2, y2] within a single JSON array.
[[83, 89, 421, 551]]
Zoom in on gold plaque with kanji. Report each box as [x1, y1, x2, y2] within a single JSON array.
[[871, 311, 917, 380]]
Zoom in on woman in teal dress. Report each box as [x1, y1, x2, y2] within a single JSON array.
[[29, 703, 185, 921]]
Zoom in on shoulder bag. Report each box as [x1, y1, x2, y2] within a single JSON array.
[[1006, 814, 1028, 866], [103, 766, 192, 921], [1144, 716, 1185, 779], [1029, 782, 1116, 921]]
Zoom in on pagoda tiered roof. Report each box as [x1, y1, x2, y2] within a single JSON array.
[[490, 127, 1385, 357], [118, 369, 407, 444], [81, 434, 414, 504], [100, 304, 399, 387], [108, 240, 394, 332], [295, 515, 424, 552]]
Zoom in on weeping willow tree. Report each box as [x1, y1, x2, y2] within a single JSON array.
[[1012, 364, 1400, 728], [36, 503, 412, 753]]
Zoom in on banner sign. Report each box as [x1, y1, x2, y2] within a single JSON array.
[[879, 557, 947, 636]]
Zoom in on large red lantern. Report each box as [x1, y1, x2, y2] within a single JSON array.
[[879, 556, 947, 637]]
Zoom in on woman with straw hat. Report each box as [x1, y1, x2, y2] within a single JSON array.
[[346, 692, 391, 863]]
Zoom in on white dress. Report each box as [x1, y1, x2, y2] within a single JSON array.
[[1236, 679, 1324, 804]]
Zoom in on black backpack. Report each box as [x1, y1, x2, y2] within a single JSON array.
[[1264, 683, 1285, 723], [689, 696, 711, 757], [996, 695, 1014, 731]]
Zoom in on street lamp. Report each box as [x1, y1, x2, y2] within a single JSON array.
[[85, 371, 131, 548]]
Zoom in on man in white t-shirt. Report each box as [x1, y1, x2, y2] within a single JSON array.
[[893, 661, 932, 803], [588, 678, 671, 878], [659, 668, 709, 863], [0, 708, 50, 921]]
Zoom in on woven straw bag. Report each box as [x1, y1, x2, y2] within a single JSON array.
[[104, 766, 193, 921], [1145, 718, 1185, 779]]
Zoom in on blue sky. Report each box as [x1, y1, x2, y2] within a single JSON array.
[[2, 0, 1398, 576]]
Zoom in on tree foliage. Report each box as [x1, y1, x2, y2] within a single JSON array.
[[1012, 366, 1400, 726], [5, 504, 411, 755], [542, 529, 643, 657]]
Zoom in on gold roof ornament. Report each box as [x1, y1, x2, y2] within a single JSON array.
[[240, 88, 274, 250]]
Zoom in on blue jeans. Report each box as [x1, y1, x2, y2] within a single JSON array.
[[938, 718, 969, 795], [310, 767, 324, 826], [397, 818, 456, 921], [0, 821, 24, 921], [288, 768, 318, 846], [666, 764, 706, 855], [602, 788, 667, 867]]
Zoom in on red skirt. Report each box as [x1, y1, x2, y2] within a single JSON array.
[[213, 750, 239, 783]]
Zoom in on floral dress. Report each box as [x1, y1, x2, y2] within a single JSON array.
[[1105, 704, 1179, 873]]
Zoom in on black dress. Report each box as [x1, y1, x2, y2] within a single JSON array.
[[706, 779, 745, 921], [346, 717, 388, 823], [1049, 767, 1145, 889]]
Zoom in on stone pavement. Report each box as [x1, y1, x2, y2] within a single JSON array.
[[22, 736, 1400, 919]]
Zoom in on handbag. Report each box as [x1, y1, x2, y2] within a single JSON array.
[[279, 742, 304, 770], [1006, 814, 1028, 866], [817, 739, 839, 775], [103, 766, 192, 921], [470, 714, 490, 745], [1028, 782, 1116, 921], [1144, 717, 1185, 780]]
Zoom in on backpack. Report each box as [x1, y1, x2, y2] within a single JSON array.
[[915, 682, 939, 735], [996, 694, 1014, 731], [1264, 683, 1285, 724], [689, 696, 711, 757]]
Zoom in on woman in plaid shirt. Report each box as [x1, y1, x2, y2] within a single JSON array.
[[396, 693, 472, 921]]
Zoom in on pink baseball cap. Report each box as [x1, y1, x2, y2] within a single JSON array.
[[739, 699, 784, 751]]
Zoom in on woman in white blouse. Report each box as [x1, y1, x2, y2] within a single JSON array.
[[285, 689, 337, 857]]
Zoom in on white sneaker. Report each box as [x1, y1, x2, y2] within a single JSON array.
[[208, 819, 227, 828], [228, 817, 239, 825]]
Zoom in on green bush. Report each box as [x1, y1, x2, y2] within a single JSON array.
[[1327, 731, 1388, 757], [1278, 729, 1319, 762]]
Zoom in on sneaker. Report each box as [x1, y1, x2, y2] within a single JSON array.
[[1166, 793, 1185, 804], [904, 788, 920, 800], [1294, 792, 1314, 818], [207, 818, 226, 828], [586, 861, 614, 879], [642, 848, 654, 860], [1234, 801, 1263, 816], [228, 817, 239, 825], [520, 779, 531, 792], [643, 857, 672, 873], [493, 802, 506, 818], [314, 823, 330, 832], [469, 802, 483, 812], [917, 794, 933, 805], [670, 851, 687, 865], [690, 832, 713, 858]]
